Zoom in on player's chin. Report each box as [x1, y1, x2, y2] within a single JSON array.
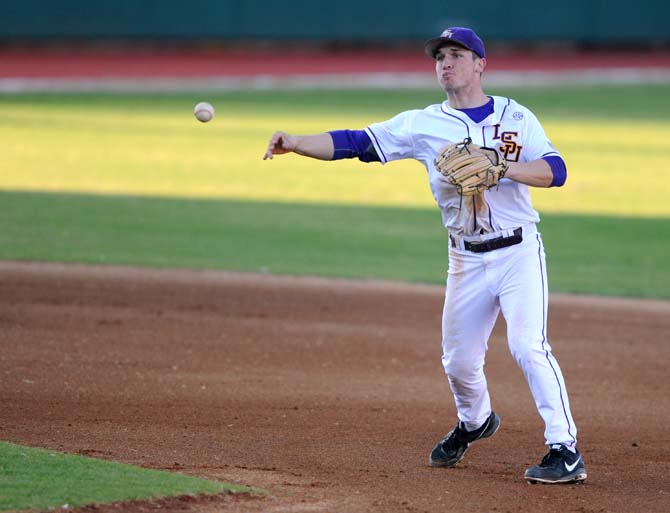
[[438, 76, 455, 91], [438, 82, 452, 94]]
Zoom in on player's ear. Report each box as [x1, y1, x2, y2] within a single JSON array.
[[475, 57, 487, 73]]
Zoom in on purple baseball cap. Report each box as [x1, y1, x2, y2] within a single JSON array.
[[424, 27, 486, 59]]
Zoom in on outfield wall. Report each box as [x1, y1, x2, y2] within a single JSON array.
[[0, 0, 668, 45]]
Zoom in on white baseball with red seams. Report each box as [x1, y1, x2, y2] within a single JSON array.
[[194, 102, 214, 122]]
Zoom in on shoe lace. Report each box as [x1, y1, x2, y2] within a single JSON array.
[[440, 424, 467, 450], [540, 447, 565, 467]]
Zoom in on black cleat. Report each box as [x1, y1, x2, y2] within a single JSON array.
[[524, 445, 587, 484], [429, 411, 500, 467]]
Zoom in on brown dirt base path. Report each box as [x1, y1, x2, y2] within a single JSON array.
[[1, 262, 669, 513]]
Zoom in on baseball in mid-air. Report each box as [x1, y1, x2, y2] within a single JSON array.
[[194, 102, 215, 123]]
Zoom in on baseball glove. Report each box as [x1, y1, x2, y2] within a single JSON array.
[[434, 137, 508, 196]]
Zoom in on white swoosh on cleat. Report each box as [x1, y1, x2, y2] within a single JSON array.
[[564, 458, 581, 472]]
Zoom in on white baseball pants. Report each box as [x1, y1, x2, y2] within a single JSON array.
[[441, 225, 577, 447]]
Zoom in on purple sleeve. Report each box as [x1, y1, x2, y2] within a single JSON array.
[[328, 130, 380, 163], [542, 155, 567, 187]]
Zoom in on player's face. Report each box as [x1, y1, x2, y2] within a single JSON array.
[[435, 45, 486, 93]]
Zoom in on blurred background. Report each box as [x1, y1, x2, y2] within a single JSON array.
[[1, 0, 669, 49], [1, 0, 669, 92], [0, 0, 668, 297]]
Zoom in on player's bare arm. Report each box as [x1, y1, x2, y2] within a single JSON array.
[[263, 131, 334, 160], [264, 130, 379, 163], [505, 159, 554, 188]]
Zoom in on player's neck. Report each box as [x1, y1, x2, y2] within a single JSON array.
[[445, 89, 489, 110]]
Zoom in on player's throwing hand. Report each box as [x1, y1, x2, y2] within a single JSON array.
[[263, 131, 298, 160]]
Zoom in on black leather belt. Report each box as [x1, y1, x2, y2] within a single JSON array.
[[462, 227, 523, 253]]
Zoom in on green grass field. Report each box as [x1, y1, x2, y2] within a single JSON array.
[[0, 84, 669, 298], [0, 84, 668, 510], [0, 442, 257, 512], [1, 85, 669, 215], [1, 191, 668, 297]]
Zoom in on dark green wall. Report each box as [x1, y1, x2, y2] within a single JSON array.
[[0, 0, 668, 43]]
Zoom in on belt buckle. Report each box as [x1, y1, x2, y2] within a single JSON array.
[[464, 239, 491, 253], [465, 227, 522, 253]]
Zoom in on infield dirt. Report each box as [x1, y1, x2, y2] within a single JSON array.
[[1, 262, 669, 513]]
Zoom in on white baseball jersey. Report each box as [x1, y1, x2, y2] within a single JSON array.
[[365, 95, 560, 237], [365, 95, 578, 447]]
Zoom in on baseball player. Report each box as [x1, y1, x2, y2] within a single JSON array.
[[263, 27, 586, 484]]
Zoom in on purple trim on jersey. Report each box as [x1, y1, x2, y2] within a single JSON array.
[[455, 97, 494, 123], [497, 98, 511, 124], [366, 127, 388, 162], [472, 199, 477, 232], [480, 126, 494, 228], [536, 233, 577, 445], [440, 104, 471, 138], [329, 129, 380, 162], [542, 155, 567, 187]]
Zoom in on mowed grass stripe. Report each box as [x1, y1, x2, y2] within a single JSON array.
[[0, 442, 258, 512], [0, 85, 669, 217], [1, 190, 668, 298]]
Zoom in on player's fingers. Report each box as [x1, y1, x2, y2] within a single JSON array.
[[262, 132, 282, 160], [263, 131, 291, 160]]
